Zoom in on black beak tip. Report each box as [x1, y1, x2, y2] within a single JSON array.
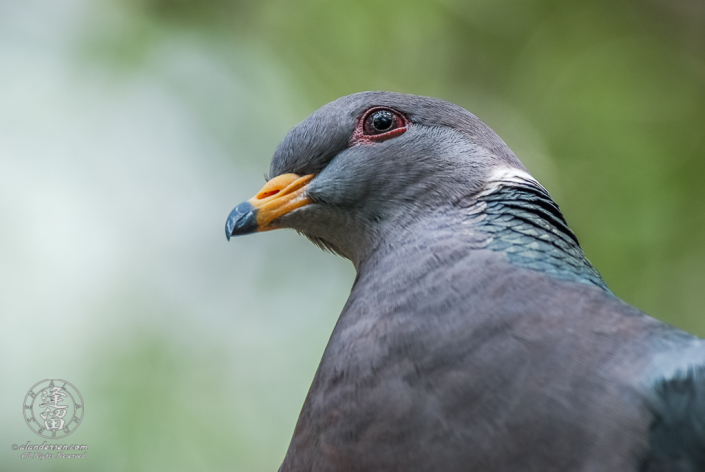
[[225, 202, 259, 240]]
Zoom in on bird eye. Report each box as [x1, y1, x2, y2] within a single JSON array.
[[362, 108, 406, 138], [370, 111, 394, 132]]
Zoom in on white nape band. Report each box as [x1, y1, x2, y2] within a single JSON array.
[[477, 167, 547, 198]]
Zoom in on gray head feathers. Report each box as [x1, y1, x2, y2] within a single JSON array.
[[270, 92, 532, 265]]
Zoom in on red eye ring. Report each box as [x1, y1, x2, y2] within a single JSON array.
[[350, 107, 408, 145]]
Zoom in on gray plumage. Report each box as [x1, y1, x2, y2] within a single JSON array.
[[231, 92, 705, 471]]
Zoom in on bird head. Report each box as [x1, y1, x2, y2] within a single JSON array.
[[226, 92, 527, 265]]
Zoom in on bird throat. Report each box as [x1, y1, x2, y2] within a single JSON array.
[[466, 170, 609, 291]]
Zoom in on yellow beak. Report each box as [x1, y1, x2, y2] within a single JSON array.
[[225, 173, 315, 239]]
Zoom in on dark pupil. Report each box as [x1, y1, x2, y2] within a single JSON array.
[[372, 111, 394, 131]]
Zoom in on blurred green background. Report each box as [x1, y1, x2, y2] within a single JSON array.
[[1, 0, 704, 470]]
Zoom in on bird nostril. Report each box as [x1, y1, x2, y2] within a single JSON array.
[[257, 189, 280, 199]]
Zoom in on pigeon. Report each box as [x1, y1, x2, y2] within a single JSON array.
[[225, 92, 705, 472]]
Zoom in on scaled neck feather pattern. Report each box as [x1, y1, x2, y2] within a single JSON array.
[[465, 169, 610, 291]]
